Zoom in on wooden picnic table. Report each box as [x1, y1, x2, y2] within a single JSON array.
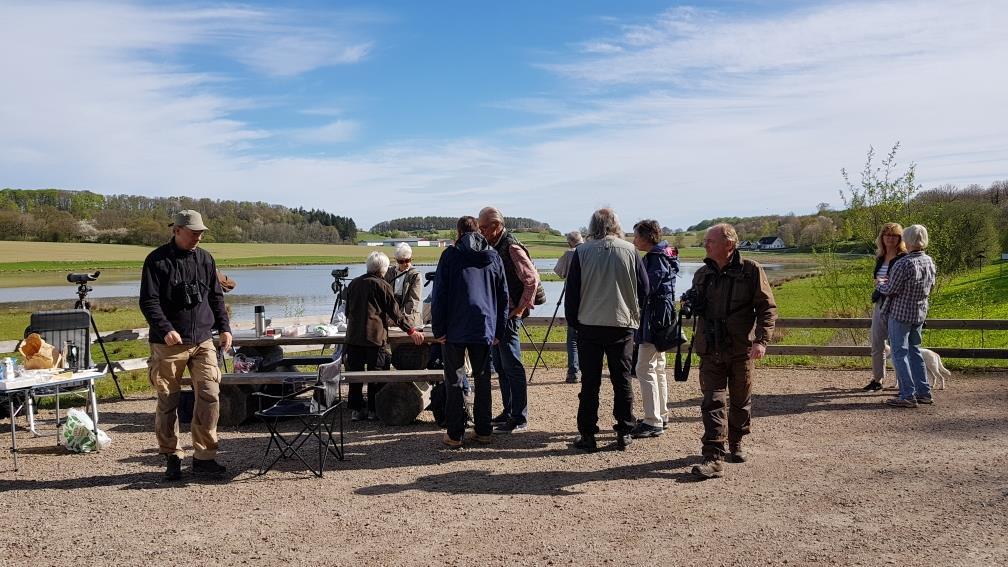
[[215, 330, 440, 426]]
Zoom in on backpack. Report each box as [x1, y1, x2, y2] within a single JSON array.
[[647, 254, 685, 352]]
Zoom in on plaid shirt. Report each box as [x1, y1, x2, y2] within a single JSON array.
[[878, 251, 936, 324]]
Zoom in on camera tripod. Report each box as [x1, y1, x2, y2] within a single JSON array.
[[73, 280, 125, 400], [321, 271, 349, 357]]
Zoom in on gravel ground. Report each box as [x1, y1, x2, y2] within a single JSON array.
[[1, 367, 1006, 567]]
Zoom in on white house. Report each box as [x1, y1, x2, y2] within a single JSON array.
[[738, 240, 754, 250], [360, 238, 449, 248], [756, 236, 785, 250]]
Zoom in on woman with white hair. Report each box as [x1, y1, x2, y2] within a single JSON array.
[[385, 242, 424, 329], [344, 251, 425, 420], [876, 224, 937, 408]]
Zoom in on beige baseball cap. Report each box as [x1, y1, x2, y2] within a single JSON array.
[[171, 210, 209, 231]]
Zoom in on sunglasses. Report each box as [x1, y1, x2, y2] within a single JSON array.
[[397, 259, 411, 264]]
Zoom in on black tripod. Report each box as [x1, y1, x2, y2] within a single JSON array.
[[322, 269, 349, 356], [73, 278, 125, 400], [529, 282, 564, 382]]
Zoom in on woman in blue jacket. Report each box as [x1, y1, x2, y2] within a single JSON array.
[[631, 219, 679, 438], [432, 216, 509, 447]]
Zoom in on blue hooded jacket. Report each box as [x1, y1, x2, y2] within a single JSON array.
[[431, 232, 510, 344], [636, 240, 679, 344]]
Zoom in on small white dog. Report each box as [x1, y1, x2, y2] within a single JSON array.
[[884, 344, 951, 390]]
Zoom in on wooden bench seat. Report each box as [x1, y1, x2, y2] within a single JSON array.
[[210, 368, 445, 386]]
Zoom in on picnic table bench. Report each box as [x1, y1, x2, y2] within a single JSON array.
[[205, 367, 445, 426]]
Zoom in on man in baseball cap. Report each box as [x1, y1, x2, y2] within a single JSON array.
[[171, 209, 209, 231], [140, 209, 232, 481]]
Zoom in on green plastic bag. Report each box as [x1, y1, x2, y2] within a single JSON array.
[[60, 408, 111, 453]]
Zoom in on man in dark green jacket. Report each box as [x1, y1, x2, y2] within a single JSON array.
[[686, 223, 777, 479]]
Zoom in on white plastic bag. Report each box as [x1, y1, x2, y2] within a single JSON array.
[[60, 407, 111, 453]]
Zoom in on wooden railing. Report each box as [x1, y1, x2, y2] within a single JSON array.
[[6, 317, 1004, 365], [517, 317, 1008, 359]]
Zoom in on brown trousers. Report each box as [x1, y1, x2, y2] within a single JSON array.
[[147, 340, 222, 459], [698, 352, 754, 459]]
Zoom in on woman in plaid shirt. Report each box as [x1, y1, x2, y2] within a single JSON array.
[[876, 224, 937, 408]]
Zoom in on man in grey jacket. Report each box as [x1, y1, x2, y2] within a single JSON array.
[[564, 209, 649, 452], [554, 230, 584, 383]]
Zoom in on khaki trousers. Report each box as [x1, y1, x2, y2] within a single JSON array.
[[635, 342, 668, 428], [698, 352, 753, 459], [147, 340, 222, 459]]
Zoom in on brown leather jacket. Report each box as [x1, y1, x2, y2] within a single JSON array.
[[345, 273, 415, 347], [689, 250, 777, 356]]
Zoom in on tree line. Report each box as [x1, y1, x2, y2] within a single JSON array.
[[0, 189, 357, 246], [371, 215, 555, 235]]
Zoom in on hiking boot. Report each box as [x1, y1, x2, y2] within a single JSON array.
[[493, 419, 529, 434], [469, 432, 493, 444], [727, 442, 747, 463], [351, 410, 367, 421], [573, 435, 598, 453], [883, 397, 918, 408], [862, 380, 883, 392], [691, 458, 724, 479], [915, 396, 935, 405], [630, 421, 664, 439], [615, 433, 633, 450], [442, 433, 463, 449], [491, 413, 509, 425], [192, 458, 227, 478], [367, 410, 379, 421], [565, 373, 580, 384], [163, 454, 182, 482]]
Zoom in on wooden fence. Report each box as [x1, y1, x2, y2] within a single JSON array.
[[517, 317, 1008, 359]]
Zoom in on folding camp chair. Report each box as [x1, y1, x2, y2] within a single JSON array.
[[253, 362, 345, 477], [22, 310, 97, 436]]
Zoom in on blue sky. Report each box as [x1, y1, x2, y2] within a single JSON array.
[[2, 1, 1006, 231]]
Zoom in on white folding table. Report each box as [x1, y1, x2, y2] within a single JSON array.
[[2, 368, 103, 471]]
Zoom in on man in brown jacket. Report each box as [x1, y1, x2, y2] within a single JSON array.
[[685, 223, 777, 479], [345, 251, 424, 421]]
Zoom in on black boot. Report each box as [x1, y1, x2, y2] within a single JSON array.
[[163, 454, 182, 482], [192, 457, 227, 479]]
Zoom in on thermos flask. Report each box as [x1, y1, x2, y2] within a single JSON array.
[[254, 305, 266, 336]]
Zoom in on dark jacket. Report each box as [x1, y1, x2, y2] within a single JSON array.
[[139, 239, 231, 345], [689, 250, 777, 357], [871, 252, 907, 304], [431, 232, 509, 344], [345, 272, 415, 347], [636, 241, 679, 344]]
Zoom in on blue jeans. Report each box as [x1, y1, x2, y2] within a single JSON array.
[[566, 326, 580, 378], [491, 318, 528, 423], [888, 317, 932, 401]]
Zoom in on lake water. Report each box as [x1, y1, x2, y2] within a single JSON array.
[[0, 259, 812, 320]]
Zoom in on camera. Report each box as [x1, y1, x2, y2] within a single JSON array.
[[680, 287, 706, 319], [67, 271, 100, 284], [331, 267, 349, 295]]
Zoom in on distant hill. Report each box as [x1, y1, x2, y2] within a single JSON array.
[[371, 215, 556, 235], [0, 188, 357, 246]]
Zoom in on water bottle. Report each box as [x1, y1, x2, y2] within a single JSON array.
[[66, 341, 79, 371], [1, 357, 14, 381], [254, 305, 266, 336]]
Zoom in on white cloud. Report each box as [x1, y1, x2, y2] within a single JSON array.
[[289, 120, 359, 144], [1, 0, 1006, 232]]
